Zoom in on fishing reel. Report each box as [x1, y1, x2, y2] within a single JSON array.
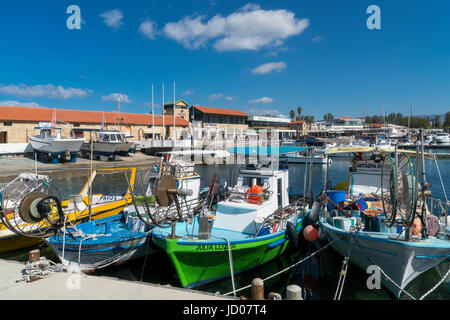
[[0, 174, 64, 238], [380, 153, 415, 228], [132, 173, 194, 229]]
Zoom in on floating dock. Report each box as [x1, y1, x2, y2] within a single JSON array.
[[0, 260, 233, 300]]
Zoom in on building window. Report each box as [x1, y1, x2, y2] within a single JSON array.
[[73, 123, 80, 127], [3, 122, 12, 126]]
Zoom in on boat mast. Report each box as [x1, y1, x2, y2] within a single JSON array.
[[117, 94, 121, 131], [150, 84, 154, 141], [173, 82, 176, 141], [162, 83, 165, 140]]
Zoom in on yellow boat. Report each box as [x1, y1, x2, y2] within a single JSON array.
[[0, 168, 136, 254]]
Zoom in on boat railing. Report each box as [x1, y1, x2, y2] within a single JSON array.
[[226, 188, 273, 205], [427, 197, 449, 226]]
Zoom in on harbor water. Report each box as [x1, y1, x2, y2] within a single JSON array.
[[1, 155, 449, 300]]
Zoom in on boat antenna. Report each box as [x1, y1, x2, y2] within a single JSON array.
[[88, 130, 94, 221], [117, 94, 121, 131]]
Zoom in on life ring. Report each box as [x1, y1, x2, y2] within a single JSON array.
[[286, 221, 299, 248]]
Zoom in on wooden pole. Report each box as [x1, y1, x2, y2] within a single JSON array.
[[251, 278, 264, 300], [28, 249, 40, 263]]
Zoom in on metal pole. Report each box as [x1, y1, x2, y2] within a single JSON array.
[[173, 82, 176, 141], [152, 84, 154, 141], [162, 83, 165, 141], [308, 148, 314, 207]]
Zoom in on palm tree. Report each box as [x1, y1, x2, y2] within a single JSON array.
[[297, 107, 303, 118], [289, 110, 296, 120]]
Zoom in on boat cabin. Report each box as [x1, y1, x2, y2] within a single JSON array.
[[213, 165, 289, 234], [34, 126, 63, 139], [98, 131, 127, 143]]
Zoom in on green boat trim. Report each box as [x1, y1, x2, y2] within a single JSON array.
[[151, 216, 306, 288]]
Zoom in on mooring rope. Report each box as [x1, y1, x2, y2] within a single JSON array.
[[333, 233, 353, 300], [419, 267, 450, 300], [222, 238, 337, 296]]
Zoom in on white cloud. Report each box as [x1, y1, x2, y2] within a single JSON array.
[[225, 96, 236, 101], [163, 4, 309, 52], [252, 61, 287, 75], [0, 100, 44, 108], [100, 9, 124, 30], [0, 84, 90, 99], [249, 97, 274, 104], [208, 93, 224, 101], [102, 93, 132, 104], [183, 89, 195, 96], [139, 19, 157, 40]]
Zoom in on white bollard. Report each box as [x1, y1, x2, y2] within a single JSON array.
[[286, 285, 303, 300]]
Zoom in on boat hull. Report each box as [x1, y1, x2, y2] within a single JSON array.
[[0, 198, 131, 254], [46, 236, 148, 273], [152, 219, 304, 288], [29, 136, 84, 154], [320, 221, 450, 298]]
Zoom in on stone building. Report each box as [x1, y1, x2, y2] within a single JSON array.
[[0, 106, 189, 143]]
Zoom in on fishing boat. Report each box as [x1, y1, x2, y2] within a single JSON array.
[[45, 212, 151, 273], [80, 130, 135, 159], [318, 143, 450, 298], [0, 168, 137, 253], [280, 151, 332, 165], [150, 146, 315, 289], [29, 126, 84, 163]]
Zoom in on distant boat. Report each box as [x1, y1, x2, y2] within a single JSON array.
[[80, 130, 135, 158], [280, 152, 332, 164], [29, 126, 84, 162]]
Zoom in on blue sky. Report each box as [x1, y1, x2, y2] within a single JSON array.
[[0, 0, 449, 120]]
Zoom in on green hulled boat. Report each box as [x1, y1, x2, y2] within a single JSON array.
[[151, 161, 311, 288]]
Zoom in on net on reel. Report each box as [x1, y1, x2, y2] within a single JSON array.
[[381, 153, 415, 228], [128, 167, 197, 229], [0, 174, 65, 238]]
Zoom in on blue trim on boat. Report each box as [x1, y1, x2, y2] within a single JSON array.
[[414, 254, 450, 259], [267, 238, 286, 248]]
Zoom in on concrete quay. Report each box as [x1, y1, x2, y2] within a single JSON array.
[[0, 259, 233, 300]]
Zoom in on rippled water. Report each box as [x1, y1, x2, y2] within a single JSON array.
[[2, 155, 449, 300]]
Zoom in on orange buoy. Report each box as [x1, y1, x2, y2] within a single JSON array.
[[412, 217, 422, 236], [303, 225, 319, 242]]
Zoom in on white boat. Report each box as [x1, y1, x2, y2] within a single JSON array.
[[80, 131, 135, 157], [432, 133, 450, 146], [29, 126, 84, 162], [318, 146, 450, 298], [280, 152, 332, 164]]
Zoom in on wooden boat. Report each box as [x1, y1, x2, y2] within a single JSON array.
[[45, 213, 150, 272], [318, 145, 450, 298], [150, 146, 314, 289], [0, 168, 137, 253]]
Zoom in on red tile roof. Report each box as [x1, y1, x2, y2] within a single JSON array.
[[337, 117, 355, 120], [193, 105, 247, 117], [290, 120, 306, 124], [0, 106, 189, 126]]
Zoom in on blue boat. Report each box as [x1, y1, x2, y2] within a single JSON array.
[[46, 213, 151, 273]]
